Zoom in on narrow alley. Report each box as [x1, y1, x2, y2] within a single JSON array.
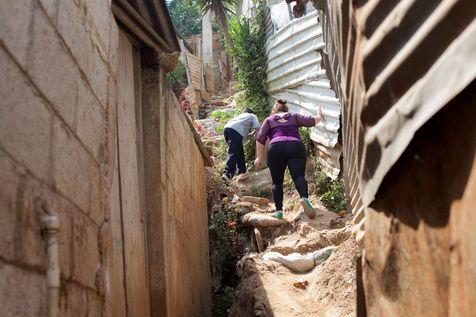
[[1, 0, 475, 317]]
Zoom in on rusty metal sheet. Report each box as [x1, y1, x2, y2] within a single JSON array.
[[266, 10, 342, 178]]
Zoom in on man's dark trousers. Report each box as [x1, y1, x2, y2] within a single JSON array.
[[223, 127, 246, 178]]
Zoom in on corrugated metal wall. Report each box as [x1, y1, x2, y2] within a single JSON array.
[[314, 0, 476, 239], [265, 10, 342, 178], [312, 0, 476, 314]]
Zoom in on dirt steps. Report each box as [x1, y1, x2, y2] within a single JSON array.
[[227, 188, 357, 317]]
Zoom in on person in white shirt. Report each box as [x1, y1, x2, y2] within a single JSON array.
[[222, 108, 260, 180]]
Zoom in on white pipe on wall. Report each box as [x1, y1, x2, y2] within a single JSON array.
[[42, 215, 60, 317]]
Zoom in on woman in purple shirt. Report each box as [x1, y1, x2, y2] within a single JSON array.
[[254, 99, 324, 219]]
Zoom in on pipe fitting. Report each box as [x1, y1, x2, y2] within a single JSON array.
[[42, 215, 60, 317]]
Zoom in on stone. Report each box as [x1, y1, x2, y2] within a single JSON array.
[[242, 196, 270, 206]]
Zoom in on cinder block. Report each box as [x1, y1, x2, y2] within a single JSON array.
[[51, 120, 99, 217], [109, 21, 120, 78], [71, 214, 100, 289], [59, 283, 88, 317], [0, 152, 22, 261], [28, 5, 79, 128], [0, 0, 35, 67], [75, 79, 106, 162], [88, 46, 109, 109], [0, 48, 53, 182], [56, 0, 91, 78], [87, 291, 103, 316], [0, 263, 47, 316], [38, 0, 60, 23], [84, 0, 112, 56]]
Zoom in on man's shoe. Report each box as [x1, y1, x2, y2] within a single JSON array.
[[222, 174, 231, 182], [271, 211, 283, 219], [301, 197, 316, 219]]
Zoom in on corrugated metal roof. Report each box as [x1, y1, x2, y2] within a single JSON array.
[[265, 10, 342, 178]]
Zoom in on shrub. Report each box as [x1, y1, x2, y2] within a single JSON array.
[[312, 159, 348, 212], [229, 2, 270, 121], [209, 205, 247, 316]]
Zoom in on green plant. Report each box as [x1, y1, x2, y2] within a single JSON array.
[[312, 159, 348, 212], [167, 0, 203, 37], [229, 3, 270, 121], [198, 0, 236, 51], [166, 60, 187, 88], [212, 286, 235, 317], [320, 178, 348, 212], [209, 205, 247, 316], [300, 127, 315, 156]]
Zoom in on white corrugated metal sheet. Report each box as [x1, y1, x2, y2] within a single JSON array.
[[266, 10, 341, 178]]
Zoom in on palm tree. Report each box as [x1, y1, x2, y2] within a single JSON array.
[[197, 0, 236, 51]]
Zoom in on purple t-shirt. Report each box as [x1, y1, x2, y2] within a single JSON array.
[[256, 112, 316, 145]]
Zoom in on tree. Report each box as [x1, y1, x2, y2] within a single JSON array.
[[197, 0, 236, 51], [167, 0, 202, 37]]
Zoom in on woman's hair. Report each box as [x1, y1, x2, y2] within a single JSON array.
[[271, 99, 289, 114]]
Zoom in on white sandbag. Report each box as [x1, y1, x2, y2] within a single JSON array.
[[262, 246, 337, 273]]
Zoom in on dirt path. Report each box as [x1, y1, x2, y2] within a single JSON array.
[[228, 178, 358, 317]]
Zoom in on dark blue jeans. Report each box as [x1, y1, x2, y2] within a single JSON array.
[[223, 128, 246, 178]]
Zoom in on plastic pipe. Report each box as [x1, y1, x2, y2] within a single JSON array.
[[42, 215, 60, 317]]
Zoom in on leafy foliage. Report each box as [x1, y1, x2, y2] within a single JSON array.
[[229, 3, 270, 121], [209, 205, 247, 316], [166, 0, 202, 37], [320, 178, 348, 212], [197, 0, 237, 51], [166, 60, 187, 89], [212, 286, 235, 317], [313, 159, 349, 212]]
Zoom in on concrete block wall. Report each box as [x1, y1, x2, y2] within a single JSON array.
[[1, 1, 212, 316], [159, 81, 211, 317], [0, 0, 116, 315]]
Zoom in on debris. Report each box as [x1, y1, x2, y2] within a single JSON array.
[[242, 196, 270, 206], [329, 217, 345, 229], [337, 209, 347, 216], [232, 202, 255, 216], [292, 279, 309, 290]]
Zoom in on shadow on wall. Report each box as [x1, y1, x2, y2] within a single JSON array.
[[370, 79, 476, 229]]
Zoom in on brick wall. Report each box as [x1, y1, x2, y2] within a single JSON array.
[[0, 0, 211, 316]]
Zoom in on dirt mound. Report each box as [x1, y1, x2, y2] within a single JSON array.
[[308, 238, 359, 316]]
